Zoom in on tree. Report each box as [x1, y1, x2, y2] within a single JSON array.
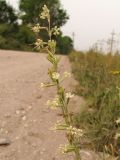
[[19, 0, 69, 27], [0, 0, 17, 24], [57, 35, 73, 54]]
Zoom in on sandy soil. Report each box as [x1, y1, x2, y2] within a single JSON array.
[[0, 50, 85, 160]]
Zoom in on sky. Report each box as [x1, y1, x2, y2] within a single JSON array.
[[7, 0, 120, 51]]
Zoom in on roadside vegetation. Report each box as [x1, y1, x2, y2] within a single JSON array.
[[69, 50, 120, 158]]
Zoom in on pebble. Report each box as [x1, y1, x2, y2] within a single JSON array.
[[15, 136, 20, 140], [32, 119, 37, 123], [28, 106, 32, 110], [5, 130, 8, 134], [0, 128, 4, 133], [16, 110, 20, 115], [0, 137, 11, 146], [40, 151, 44, 155], [22, 116, 26, 121]]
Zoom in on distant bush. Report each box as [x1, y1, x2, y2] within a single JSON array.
[[0, 23, 35, 51], [56, 35, 73, 54], [16, 25, 35, 45], [0, 35, 6, 48]]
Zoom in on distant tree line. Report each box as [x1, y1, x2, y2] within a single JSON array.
[[0, 0, 73, 54]]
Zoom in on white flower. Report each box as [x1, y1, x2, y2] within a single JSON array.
[[52, 98, 59, 106], [40, 5, 49, 19], [116, 118, 120, 124], [52, 26, 60, 35], [66, 92, 74, 99], [35, 39, 44, 48], [59, 144, 68, 154], [114, 133, 120, 140], [48, 40, 56, 50], [52, 72, 60, 80], [66, 126, 83, 137], [40, 83, 45, 88], [46, 96, 59, 109], [32, 24, 41, 33], [63, 71, 71, 78]]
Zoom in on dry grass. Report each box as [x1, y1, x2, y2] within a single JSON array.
[[69, 50, 120, 158]]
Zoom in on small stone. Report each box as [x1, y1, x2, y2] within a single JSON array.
[[0, 137, 11, 146], [16, 110, 20, 115], [28, 106, 32, 110], [22, 116, 26, 121], [5, 130, 8, 134], [32, 119, 37, 123], [29, 105, 32, 108], [0, 128, 4, 133], [40, 151, 44, 155], [42, 148, 46, 152], [15, 136, 20, 140]]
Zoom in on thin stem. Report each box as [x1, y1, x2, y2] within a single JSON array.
[[46, 10, 81, 160], [48, 17, 52, 40], [75, 148, 81, 160]]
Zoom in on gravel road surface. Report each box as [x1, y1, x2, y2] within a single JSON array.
[[0, 50, 85, 160]]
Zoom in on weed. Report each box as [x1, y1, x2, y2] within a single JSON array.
[[33, 5, 83, 160]]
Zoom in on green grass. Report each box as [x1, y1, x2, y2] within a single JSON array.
[[69, 50, 120, 157]]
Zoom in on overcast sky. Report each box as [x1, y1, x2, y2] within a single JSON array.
[[7, 0, 120, 50]]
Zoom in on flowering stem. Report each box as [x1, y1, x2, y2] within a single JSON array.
[[56, 83, 81, 160], [48, 18, 52, 41], [57, 84, 70, 124], [33, 5, 82, 160]]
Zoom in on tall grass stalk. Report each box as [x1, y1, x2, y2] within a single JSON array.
[[32, 5, 83, 160]]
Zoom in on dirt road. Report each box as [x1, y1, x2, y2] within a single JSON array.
[[0, 50, 84, 160]]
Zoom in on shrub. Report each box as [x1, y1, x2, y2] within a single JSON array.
[[56, 35, 73, 54]]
